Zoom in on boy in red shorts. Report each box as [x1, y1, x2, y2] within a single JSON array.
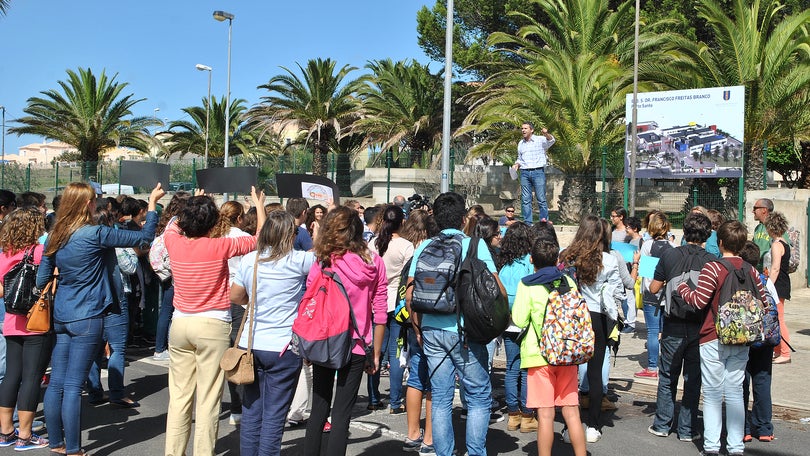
[[511, 239, 587, 456]]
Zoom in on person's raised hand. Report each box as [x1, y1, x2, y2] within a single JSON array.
[[149, 183, 166, 204], [250, 186, 266, 208]]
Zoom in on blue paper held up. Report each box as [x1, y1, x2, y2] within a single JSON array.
[[638, 256, 659, 279], [611, 242, 638, 263]]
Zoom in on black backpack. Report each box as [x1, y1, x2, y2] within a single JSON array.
[[456, 236, 509, 344], [411, 233, 463, 314], [660, 244, 714, 322], [4, 247, 40, 315]]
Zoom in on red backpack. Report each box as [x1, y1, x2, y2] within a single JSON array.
[[291, 265, 366, 369]]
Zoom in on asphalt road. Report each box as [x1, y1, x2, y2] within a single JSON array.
[[15, 346, 808, 456]]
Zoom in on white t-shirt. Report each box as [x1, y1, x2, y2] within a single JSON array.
[[369, 235, 414, 312]]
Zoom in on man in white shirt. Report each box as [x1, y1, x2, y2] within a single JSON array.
[[512, 122, 555, 224]]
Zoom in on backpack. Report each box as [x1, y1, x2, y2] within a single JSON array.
[[410, 233, 463, 314], [751, 272, 781, 348], [4, 247, 39, 315], [538, 275, 595, 365], [787, 227, 800, 273], [661, 245, 714, 322], [291, 265, 367, 369], [642, 239, 673, 306], [149, 233, 172, 282], [714, 259, 766, 345], [393, 258, 414, 326], [456, 237, 509, 344]]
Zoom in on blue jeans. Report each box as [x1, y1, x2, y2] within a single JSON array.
[[642, 303, 662, 369], [386, 321, 406, 409], [503, 332, 528, 413], [744, 345, 774, 437], [46, 317, 105, 454], [154, 283, 174, 353], [366, 321, 387, 406], [578, 348, 610, 394], [519, 168, 548, 223], [87, 304, 129, 401], [651, 332, 701, 438], [700, 340, 748, 455], [240, 349, 301, 456], [423, 327, 490, 456], [406, 328, 429, 392]]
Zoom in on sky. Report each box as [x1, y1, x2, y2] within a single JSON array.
[[0, 1, 434, 155]]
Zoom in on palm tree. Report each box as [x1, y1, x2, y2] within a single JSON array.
[[642, 0, 810, 191], [0, 0, 9, 15], [460, 0, 673, 222], [329, 132, 367, 195], [9, 67, 158, 179], [356, 59, 446, 167], [247, 58, 361, 176], [163, 97, 269, 166]]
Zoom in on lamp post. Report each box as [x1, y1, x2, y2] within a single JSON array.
[[628, 0, 640, 216], [440, 0, 453, 193], [1, 105, 5, 188], [213, 10, 234, 201], [196, 64, 213, 168]]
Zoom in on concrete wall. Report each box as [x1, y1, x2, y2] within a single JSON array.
[[746, 189, 810, 289]]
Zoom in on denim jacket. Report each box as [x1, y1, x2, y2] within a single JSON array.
[[36, 211, 157, 323]]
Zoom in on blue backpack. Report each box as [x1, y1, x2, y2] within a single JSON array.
[[410, 233, 463, 314]]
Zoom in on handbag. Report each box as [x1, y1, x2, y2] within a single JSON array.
[[4, 247, 39, 315], [220, 255, 258, 385], [26, 278, 56, 333]]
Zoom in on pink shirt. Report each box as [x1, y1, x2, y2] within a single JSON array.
[[1, 245, 45, 336], [164, 223, 257, 314]]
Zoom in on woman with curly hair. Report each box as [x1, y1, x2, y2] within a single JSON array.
[[153, 191, 192, 361], [764, 212, 791, 364], [163, 188, 265, 456], [303, 206, 388, 456], [559, 215, 623, 443], [305, 204, 327, 242], [0, 208, 52, 450], [36, 182, 164, 456], [496, 222, 538, 433]]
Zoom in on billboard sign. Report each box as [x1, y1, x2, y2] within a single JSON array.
[[625, 86, 745, 178]]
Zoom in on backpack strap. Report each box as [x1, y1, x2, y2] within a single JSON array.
[[231, 253, 259, 355], [456, 235, 479, 345]]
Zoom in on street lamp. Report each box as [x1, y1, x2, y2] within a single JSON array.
[[213, 10, 233, 171], [196, 64, 213, 168], [1, 105, 5, 188]]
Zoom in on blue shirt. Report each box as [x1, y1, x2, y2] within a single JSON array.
[[36, 211, 158, 323], [408, 228, 497, 331], [235, 249, 316, 352], [294, 226, 313, 251]]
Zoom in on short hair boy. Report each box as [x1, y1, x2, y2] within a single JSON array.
[[511, 238, 586, 456]]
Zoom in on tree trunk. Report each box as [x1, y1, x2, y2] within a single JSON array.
[[312, 140, 328, 177], [801, 141, 810, 189], [81, 149, 100, 180], [335, 152, 352, 197], [557, 173, 598, 225], [745, 142, 765, 191]]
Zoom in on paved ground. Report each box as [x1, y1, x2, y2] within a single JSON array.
[[6, 288, 808, 455]]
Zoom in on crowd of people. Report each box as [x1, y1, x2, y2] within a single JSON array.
[[0, 184, 797, 456]]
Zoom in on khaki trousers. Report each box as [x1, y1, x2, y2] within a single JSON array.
[[164, 316, 231, 456]]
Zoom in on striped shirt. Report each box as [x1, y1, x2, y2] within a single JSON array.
[[677, 256, 766, 344], [164, 223, 257, 314], [516, 134, 555, 169]]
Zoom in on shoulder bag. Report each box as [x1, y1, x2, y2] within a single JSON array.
[[4, 247, 39, 315], [220, 254, 258, 385], [26, 278, 56, 333]]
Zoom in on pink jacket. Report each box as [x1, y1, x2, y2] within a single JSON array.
[[307, 251, 388, 355]]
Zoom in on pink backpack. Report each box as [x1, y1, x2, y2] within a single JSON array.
[[148, 233, 171, 281], [291, 265, 367, 369]]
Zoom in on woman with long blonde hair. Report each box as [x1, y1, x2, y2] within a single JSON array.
[[36, 182, 164, 456]]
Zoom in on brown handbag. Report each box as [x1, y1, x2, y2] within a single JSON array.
[[220, 255, 258, 385], [26, 278, 56, 333]]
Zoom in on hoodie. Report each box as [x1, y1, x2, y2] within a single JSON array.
[[308, 250, 388, 356]]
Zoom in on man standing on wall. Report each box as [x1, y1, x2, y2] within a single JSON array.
[[512, 122, 555, 224]]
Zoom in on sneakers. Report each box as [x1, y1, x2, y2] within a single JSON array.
[[634, 368, 659, 379], [648, 425, 669, 437], [585, 426, 601, 443], [679, 433, 700, 442], [489, 413, 504, 424], [561, 427, 571, 444], [419, 444, 436, 454], [228, 413, 242, 425], [14, 433, 48, 451], [0, 429, 18, 447], [403, 430, 423, 452], [153, 351, 170, 361]]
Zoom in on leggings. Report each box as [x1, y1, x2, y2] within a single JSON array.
[[0, 334, 54, 411], [584, 312, 608, 430]]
